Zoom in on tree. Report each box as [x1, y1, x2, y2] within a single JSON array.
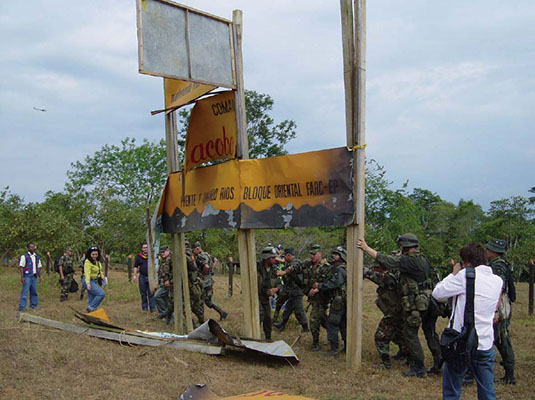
[[178, 89, 297, 162], [67, 137, 167, 207]]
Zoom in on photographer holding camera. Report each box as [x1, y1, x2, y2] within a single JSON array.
[[432, 243, 502, 400], [82, 246, 107, 312]]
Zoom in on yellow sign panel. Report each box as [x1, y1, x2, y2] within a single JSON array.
[[164, 78, 216, 109], [160, 147, 353, 232], [185, 91, 237, 172]]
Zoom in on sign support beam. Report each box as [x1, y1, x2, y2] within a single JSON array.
[[233, 9, 261, 339], [341, 0, 366, 370]]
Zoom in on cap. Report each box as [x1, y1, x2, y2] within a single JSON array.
[[485, 238, 506, 254], [65, 246, 73, 251], [192, 241, 202, 249], [284, 247, 295, 255], [159, 245, 169, 252], [309, 244, 322, 254], [396, 233, 419, 247], [277, 244, 283, 250], [261, 246, 278, 260]]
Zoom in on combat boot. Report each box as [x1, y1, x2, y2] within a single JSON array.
[[273, 321, 286, 332], [322, 342, 339, 357], [403, 360, 426, 378], [427, 358, 443, 375], [219, 311, 228, 321], [311, 340, 320, 351], [301, 323, 309, 333], [165, 314, 174, 325], [496, 368, 516, 385], [381, 354, 392, 369]]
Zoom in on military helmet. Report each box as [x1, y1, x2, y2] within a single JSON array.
[[396, 233, 419, 248], [485, 238, 506, 254], [332, 246, 347, 262], [261, 246, 278, 260], [309, 244, 322, 254]]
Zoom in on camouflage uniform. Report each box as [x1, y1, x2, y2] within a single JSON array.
[[154, 251, 171, 318], [304, 257, 334, 350], [257, 254, 279, 340], [318, 254, 347, 354], [273, 261, 290, 321], [488, 252, 516, 383], [186, 249, 205, 325], [375, 250, 437, 376], [364, 265, 408, 367], [59, 254, 76, 301], [273, 254, 308, 331], [197, 252, 227, 320]]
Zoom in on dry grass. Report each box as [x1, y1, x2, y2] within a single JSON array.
[[1, 266, 534, 400]]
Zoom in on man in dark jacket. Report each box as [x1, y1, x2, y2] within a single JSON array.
[[133, 242, 156, 313]]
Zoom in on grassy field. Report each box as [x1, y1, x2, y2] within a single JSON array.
[[1, 266, 534, 400]]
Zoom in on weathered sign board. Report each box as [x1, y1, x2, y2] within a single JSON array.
[[136, 0, 235, 88], [156, 147, 354, 232], [185, 91, 237, 172]]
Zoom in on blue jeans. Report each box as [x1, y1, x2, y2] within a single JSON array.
[[138, 274, 155, 311], [442, 348, 496, 400], [18, 275, 38, 311], [82, 277, 105, 311]]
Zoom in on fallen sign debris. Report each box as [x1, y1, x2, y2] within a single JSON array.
[[178, 384, 315, 400], [18, 311, 299, 364]]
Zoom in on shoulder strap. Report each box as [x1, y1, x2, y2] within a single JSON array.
[[463, 267, 476, 327]]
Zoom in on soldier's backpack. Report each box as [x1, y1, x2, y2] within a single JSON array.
[[69, 278, 79, 293], [53, 258, 61, 273]]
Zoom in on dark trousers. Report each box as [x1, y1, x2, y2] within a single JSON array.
[[280, 293, 308, 326], [259, 298, 272, 340], [422, 310, 442, 362], [138, 274, 155, 311]]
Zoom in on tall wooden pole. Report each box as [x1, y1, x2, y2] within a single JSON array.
[[164, 110, 193, 333], [233, 9, 261, 339], [341, 0, 366, 370]]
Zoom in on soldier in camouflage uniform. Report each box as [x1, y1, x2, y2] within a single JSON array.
[[485, 238, 517, 384], [303, 244, 334, 351], [59, 247, 76, 302], [185, 241, 204, 327], [193, 242, 228, 321], [364, 258, 408, 369], [311, 246, 347, 356], [358, 234, 436, 378], [153, 246, 171, 319], [257, 246, 280, 340], [273, 247, 308, 332]]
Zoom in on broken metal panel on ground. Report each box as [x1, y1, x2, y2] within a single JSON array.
[[18, 312, 298, 363]]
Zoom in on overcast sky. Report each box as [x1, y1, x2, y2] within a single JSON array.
[[1, 0, 534, 208]]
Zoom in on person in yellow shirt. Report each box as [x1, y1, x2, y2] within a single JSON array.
[[82, 246, 106, 312]]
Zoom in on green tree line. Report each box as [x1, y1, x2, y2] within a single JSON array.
[[1, 90, 533, 279]]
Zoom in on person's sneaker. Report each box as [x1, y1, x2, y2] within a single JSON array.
[[220, 311, 228, 321], [403, 368, 427, 378], [381, 354, 392, 369]]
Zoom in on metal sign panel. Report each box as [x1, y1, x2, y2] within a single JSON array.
[[136, 0, 235, 88]]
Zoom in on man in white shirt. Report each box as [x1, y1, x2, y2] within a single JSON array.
[[18, 243, 42, 312], [433, 243, 502, 400]]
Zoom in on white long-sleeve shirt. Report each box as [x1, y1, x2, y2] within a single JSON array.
[[432, 265, 502, 351]]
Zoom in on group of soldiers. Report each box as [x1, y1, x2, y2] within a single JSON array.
[[154, 241, 228, 327], [357, 234, 517, 383], [52, 233, 517, 384]]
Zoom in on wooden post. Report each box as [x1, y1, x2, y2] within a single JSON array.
[[164, 110, 193, 333], [104, 254, 110, 277], [127, 255, 133, 282], [233, 10, 261, 339], [341, 0, 366, 370], [46, 252, 51, 275], [228, 257, 234, 297], [529, 258, 534, 316]]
